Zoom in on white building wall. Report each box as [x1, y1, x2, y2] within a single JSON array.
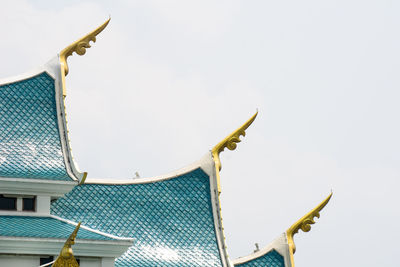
[[72, 256, 115, 267], [0, 255, 38, 267], [79, 257, 115, 267], [101, 257, 115, 267], [0, 255, 114, 267], [79, 257, 102, 267]]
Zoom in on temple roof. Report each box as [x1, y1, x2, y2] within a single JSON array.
[[0, 214, 134, 259], [0, 215, 126, 241], [51, 154, 228, 267], [0, 19, 332, 267], [0, 58, 84, 182], [232, 234, 291, 267], [234, 250, 284, 267]]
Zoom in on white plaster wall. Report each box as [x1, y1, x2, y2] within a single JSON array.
[[101, 257, 115, 267], [75, 257, 114, 267], [0, 254, 114, 267], [79, 257, 101, 267], [0, 255, 38, 267]]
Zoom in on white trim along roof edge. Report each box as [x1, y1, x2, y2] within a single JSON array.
[[0, 236, 132, 258], [84, 152, 214, 185], [50, 214, 134, 242], [0, 177, 76, 197]]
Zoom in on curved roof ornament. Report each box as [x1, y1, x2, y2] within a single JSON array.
[[52, 222, 81, 267], [59, 18, 110, 96], [60, 18, 110, 76], [286, 192, 332, 265], [211, 111, 258, 193]]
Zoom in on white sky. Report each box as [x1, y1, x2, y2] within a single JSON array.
[[1, 1, 399, 266]]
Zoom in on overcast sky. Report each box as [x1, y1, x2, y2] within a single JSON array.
[[1, 1, 399, 266]]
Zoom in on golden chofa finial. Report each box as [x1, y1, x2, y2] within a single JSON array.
[[286, 192, 332, 266], [52, 222, 81, 267], [59, 18, 110, 77], [211, 111, 258, 193]]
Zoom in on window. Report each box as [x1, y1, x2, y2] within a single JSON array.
[[23, 196, 36, 211], [0, 194, 17, 210], [40, 256, 54, 266]]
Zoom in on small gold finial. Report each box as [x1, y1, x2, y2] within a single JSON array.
[[211, 112, 258, 193], [78, 172, 88, 185], [60, 18, 110, 76], [52, 222, 81, 267], [286, 193, 332, 265]]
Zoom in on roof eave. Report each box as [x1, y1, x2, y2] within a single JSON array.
[[0, 177, 77, 197], [0, 236, 133, 258], [231, 234, 292, 267]]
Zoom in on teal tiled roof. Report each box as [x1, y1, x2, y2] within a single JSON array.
[[51, 168, 223, 267], [234, 250, 285, 267], [0, 72, 72, 181], [0, 215, 116, 240]]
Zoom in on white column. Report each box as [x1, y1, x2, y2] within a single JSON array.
[[16, 197, 22, 211], [36, 196, 50, 214]]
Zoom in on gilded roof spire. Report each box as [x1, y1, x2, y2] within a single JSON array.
[[286, 192, 332, 266], [60, 18, 110, 76], [211, 112, 258, 193], [52, 222, 81, 267]]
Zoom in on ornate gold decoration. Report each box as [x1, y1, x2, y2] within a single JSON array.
[[60, 18, 110, 77], [211, 112, 258, 193], [78, 172, 88, 185], [52, 222, 81, 267], [210, 112, 257, 261], [286, 192, 332, 266]]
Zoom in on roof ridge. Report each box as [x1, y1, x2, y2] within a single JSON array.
[[83, 152, 214, 185]]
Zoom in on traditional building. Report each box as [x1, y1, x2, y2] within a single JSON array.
[[0, 19, 331, 267]]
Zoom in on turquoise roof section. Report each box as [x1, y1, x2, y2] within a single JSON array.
[[234, 250, 285, 267], [51, 168, 223, 267], [0, 72, 72, 181], [0, 215, 116, 240]]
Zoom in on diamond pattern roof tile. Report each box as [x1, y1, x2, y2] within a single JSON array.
[[0, 215, 116, 241], [0, 72, 72, 181], [51, 168, 223, 267]]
